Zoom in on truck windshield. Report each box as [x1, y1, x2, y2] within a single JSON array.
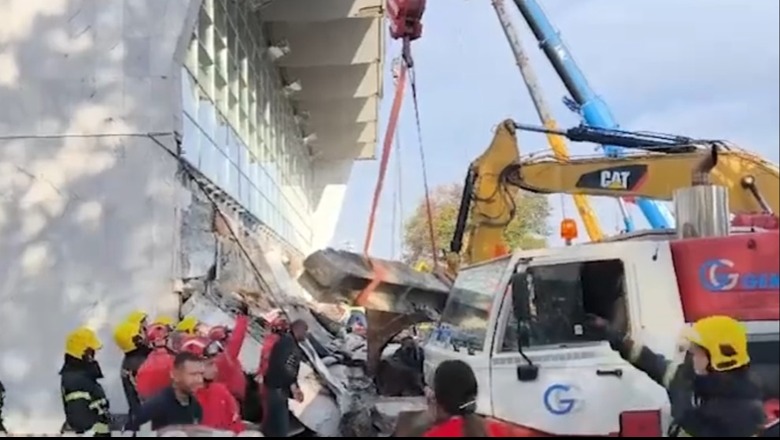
[[431, 258, 509, 353]]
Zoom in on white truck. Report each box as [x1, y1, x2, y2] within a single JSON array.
[[421, 223, 779, 436]]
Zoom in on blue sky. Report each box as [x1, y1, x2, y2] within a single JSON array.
[[331, 0, 780, 259]]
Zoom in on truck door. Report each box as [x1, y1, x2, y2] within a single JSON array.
[[488, 256, 668, 436]]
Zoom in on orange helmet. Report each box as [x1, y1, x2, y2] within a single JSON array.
[[146, 324, 170, 348], [208, 325, 230, 342], [180, 336, 223, 358]]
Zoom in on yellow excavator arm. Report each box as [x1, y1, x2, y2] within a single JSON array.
[[509, 148, 779, 215], [447, 120, 779, 276], [446, 120, 520, 273]]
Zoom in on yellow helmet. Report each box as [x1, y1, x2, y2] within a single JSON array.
[[113, 320, 143, 353], [153, 315, 175, 328], [65, 327, 102, 359], [126, 310, 148, 325], [686, 315, 750, 372], [175, 316, 199, 335]]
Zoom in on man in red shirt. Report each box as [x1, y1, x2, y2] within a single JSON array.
[[181, 337, 245, 433]]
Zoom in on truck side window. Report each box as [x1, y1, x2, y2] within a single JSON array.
[[432, 259, 508, 353], [499, 259, 628, 352]]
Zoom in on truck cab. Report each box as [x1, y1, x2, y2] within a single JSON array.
[[423, 233, 779, 436]]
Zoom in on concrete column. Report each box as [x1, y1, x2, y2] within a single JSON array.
[[310, 159, 355, 252], [0, 0, 200, 432]]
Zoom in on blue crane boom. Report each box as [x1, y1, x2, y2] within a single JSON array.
[[511, 0, 675, 231]]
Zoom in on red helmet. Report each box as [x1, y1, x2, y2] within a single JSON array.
[[270, 317, 289, 333], [146, 324, 170, 347], [208, 325, 230, 342], [180, 336, 223, 358]]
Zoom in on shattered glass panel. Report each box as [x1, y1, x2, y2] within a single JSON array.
[[430, 258, 510, 353], [525, 262, 585, 347]]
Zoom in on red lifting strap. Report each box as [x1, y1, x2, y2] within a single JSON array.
[[358, 1, 430, 309], [363, 64, 408, 255]]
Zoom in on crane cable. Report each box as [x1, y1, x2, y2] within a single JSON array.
[[357, 47, 437, 307], [362, 55, 437, 264], [407, 66, 439, 267]]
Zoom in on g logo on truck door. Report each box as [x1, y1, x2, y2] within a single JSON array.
[[699, 259, 780, 292], [543, 383, 581, 415]]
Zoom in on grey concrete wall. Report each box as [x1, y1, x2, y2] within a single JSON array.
[[0, 0, 200, 433]]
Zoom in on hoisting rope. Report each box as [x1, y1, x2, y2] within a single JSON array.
[[407, 66, 439, 267], [355, 58, 408, 308], [357, 0, 431, 307], [362, 55, 438, 266]]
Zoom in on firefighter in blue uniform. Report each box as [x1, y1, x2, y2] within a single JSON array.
[[589, 314, 766, 437], [60, 326, 112, 437]]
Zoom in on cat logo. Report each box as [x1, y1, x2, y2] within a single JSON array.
[[600, 170, 631, 189], [575, 164, 648, 192]]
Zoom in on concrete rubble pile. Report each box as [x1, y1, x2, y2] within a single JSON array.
[[177, 183, 430, 436]]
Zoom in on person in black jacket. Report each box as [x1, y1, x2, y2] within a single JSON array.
[[113, 319, 150, 422], [263, 319, 308, 437], [60, 327, 112, 437], [587, 314, 766, 437], [124, 352, 204, 432]]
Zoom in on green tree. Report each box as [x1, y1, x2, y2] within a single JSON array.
[[403, 183, 550, 265]]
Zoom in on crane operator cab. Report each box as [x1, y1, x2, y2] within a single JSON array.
[[423, 233, 779, 436]]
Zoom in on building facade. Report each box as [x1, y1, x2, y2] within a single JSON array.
[[182, 0, 385, 253], [0, 0, 384, 432]]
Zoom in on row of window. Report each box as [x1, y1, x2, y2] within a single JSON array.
[[180, 0, 315, 250], [181, 103, 308, 249]]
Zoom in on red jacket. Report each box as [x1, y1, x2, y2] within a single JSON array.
[[135, 348, 174, 400], [196, 381, 244, 433], [215, 314, 249, 400], [423, 416, 506, 437]]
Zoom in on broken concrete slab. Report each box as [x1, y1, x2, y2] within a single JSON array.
[[299, 248, 450, 315], [290, 361, 341, 437], [265, 248, 314, 303]]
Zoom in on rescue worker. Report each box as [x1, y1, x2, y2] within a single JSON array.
[[113, 320, 150, 421], [257, 316, 289, 427], [126, 310, 149, 331], [263, 319, 308, 437], [0, 379, 6, 433], [60, 326, 111, 437], [587, 314, 766, 437], [379, 336, 426, 396], [208, 302, 250, 403], [125, 351, 204, 431], [153, 315, 175, 330], [175, 316, 201, 336], [181, 337, 245, 433], [135, 323, 175, 401], [421, 359, 504, 437]]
